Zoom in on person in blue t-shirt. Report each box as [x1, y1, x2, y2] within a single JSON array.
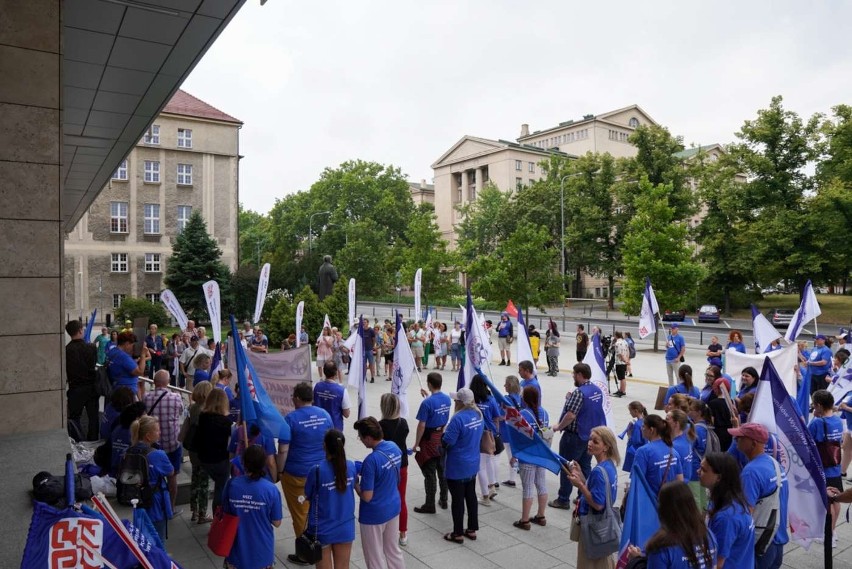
[[514, 386, 551, 530], [517, 360, 542, 405], [109, 401, 145, 475], [354, 417, 404, 569], [413, 373, 451, 513], [809, 389, 844, 544], [441, 388, 484, 544], [108, 332, 150, 395], [632, 414, 684, 496], [726, 330, 747, 354], [228, 423, 277, 481], [687, 399, 714, 510], [470, 374, 505, 506], [699, 452, 755, 569], [665, 324, 687, 387], [628, 482, 717, 569], [667, 409, 695, 481], [664, 364, 700, 405], [622, 401, 647, 473], [808, 335, 834, 393], [224, 445, 283, 569], [126, 416, 173, 542], [567, 426, 619, 566], [501, 375, 523, 487], [192, 353, 212, 386], [737, 367, 759, 400], [305, 429, 356, 569], [729, 422, 789, 569]]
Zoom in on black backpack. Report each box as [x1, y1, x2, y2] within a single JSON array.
[[116, 445, 157, 508]]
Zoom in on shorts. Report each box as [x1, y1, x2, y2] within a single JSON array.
[[826, 475, 843, 492], [166, 446, 183, 473], [364, 350, 375, 364], [615, 363, 627, 381], [412, 346, 424, 358], [498, 337, 509, 351]]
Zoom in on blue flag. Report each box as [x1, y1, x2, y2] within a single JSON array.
[[133, 505, 165, 551], [616, 466, 660, 568], [796, 363, 811, 421], [83, 308, 97, 343], [209, 341, 222, 376], [356, 315, 367, 420]]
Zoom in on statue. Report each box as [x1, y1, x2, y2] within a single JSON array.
[[317, 255, 338, 300]]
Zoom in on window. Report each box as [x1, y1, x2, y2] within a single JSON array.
[[528, 162, 535, 173], [146, 293, 161, 304], [144, 160, 160, 183], [143, 204, 160, 234], [144, 253, 161, 272], [110, 253, 128, 273], [629, 117, 640, 128], [143, 124, 160, 144], [177, 128, 192, 148], [515, 160, 522, 171], [177, 205, 192, 232], [112, 159, 128, 180], [177, 163, 192, 185], [516, 177, 523, 190], [112, 294, 126, 309], [110, 201, 128, 233]]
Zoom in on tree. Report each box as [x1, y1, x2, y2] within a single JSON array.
[[397, 206, 459, 301], [164, 211, 231, 318], [455, 183, 517, 264], [116, 297, 169, 327], [238, 204, 271, 268], [335, 218, 392, 297], [230, 265, 260, 322]]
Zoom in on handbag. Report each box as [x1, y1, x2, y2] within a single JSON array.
[[569, 509, 581, 542], [480, 429, 496, 454], [295, 466, 323, 565], [579, 464, 622, 560], [207, 481, 239, 557], [493, 433, 505, 455]]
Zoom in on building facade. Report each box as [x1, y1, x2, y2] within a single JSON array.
[[64, 90, 242, 323], [408, 179, 435, 206]]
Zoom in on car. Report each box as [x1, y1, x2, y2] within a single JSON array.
[[767, 308, 794, 328], [697, 304, 720, 323], [662, 309, 686, 322]]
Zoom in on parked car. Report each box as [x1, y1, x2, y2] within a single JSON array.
[[767, 308, 794, 328], [662, 309, 686, 322], [697, 305, 720, 323]]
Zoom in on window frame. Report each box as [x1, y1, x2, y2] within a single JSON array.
[[110, 253, 128, 273], [112, 293, 126, 309], [145, 293, 161, 304], [111, 159, 128, 181], [143, 124, 160, 145], [177, 205, 192, 232], [143, 203, 160, 235], [110, 201, 128, 233], [144, 160, 160, 183], [515, 160, 522, 171], [177, 163, 193, 186], [144, 253, 161, 273], [177, 128, 193, 148]]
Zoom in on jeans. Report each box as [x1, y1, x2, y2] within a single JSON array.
[[557, 431, 591, 504], [447, 477, 478, 536], [201, 460, 230, 511]]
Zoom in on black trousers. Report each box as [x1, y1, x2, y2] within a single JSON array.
[[420, 456, 448, 507], [447, 477, 478, 536], [68, 384, 100, 441]]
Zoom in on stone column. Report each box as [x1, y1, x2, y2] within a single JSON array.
[[0, 0, 65, 435], [459, 168, 468, 205]]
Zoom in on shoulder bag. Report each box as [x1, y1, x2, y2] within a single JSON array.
[[579, 464, 622, 560], [295, 466, 323, 564], [207, 480, 240, 557]]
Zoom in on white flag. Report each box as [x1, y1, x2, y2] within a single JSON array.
[[348, 317, 367, 420], [391, 312, 417, 418], [295, 301, 305, 348], [638, 277, 659, 339], [348, 278, 356, 327], [414, 268, 422, 321], [160, 289, 188, 331], [253, 262, 271, 324], [323, 313, 331, 332], [751, 304, 782, 354], [726, 344, 798, 397], [516, 309, 535, 366], [583, 333, 614, 428], [785, 280, 822, 342], [203, 280, 221, 343]]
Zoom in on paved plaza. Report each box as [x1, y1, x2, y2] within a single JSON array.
[[151, 337, 852, 569]]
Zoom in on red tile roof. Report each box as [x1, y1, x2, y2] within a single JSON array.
[[161, 89, 242, 124]]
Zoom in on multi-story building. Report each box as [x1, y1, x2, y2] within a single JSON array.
[[64, 90, 242, 323], [409, 179, 435, 206]]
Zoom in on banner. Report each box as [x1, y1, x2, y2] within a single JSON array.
[[391, 312, 417, 418], [295, 301, 305, 348], [160, 289, 187, 331], [785, 279, 821, 342], [253, 262, 271, 324], [583, 332, 614, 428], [458, 290, 487, 389], [234, 338, 310, 423], [752, 304, 782, 354], [202, 280, 221, 344], [638, 277, 659, 339], [323, 313, 331, 332], [516, 308, 534, 367], [725, 343, 798, 397], [414, 268, 422, 323], [616, 467, 660, 568], [347, 316, 367, 420], [348, 278, 356, 326]]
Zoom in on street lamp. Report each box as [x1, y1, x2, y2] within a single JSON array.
[[308, 210, 331, 255], [559, 172, 585, 328]]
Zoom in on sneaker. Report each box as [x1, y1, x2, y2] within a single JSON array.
[[169, 508, 184, 520], [488, 485, 498, 499], [438, 499, 448, 510], [414, 504, 436, 514], [479, 495, 491, 507], [399, 535, 408, 547], [833, 535, 838, 549], [548, 499, 570, 510], [502, 480, 517, 487]]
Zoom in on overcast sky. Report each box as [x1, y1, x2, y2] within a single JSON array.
[[180, 1, 852, 214]]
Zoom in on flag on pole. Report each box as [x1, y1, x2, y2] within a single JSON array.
[[749, 357, 827, 548], [516, 308, 535, 366], [458, 290, 485, 389], [638, 277, 659, 339], [796, 364, 811, 421], [84, 308, 97, 343], [160, 289, 188, 331], [209, 342, 222, 376], [348, 315, 367, 420], [785, 280, 821, 342], [505, 299, 518, 318], [253, 262, 271, 324], [348, 278, 356, 327], [414, 268, 422, 324], [827, 360, 852, 405], [295, 301, 305, 348], [202, 280, 222, 344], [616, 466, 660, 568], [752, 304, 782, 354], [391, 312, 417, 418], [323, 313, 331, 331], [583, 332, 614, 428]]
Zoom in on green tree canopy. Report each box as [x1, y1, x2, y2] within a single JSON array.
[[397, 205, 460, 301]]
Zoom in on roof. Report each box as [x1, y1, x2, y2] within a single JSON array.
[[517, 104, 658, 141], [161, 90, 242, 125], [674, 144, 723, 159], [432, 135, 575, 168], [409, 181, 435, 192]]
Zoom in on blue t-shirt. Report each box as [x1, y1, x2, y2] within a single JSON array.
[[808, 415, 844, 478], [224, 475, 283, 569], [647, 531, 717, 569], [519, 377, 542, 406], [305, 460, 356, 545], [282, 406, 333, 477], [124, 443, 173, 523], [358, 440, 401, 525], [843, 392, 852, 430], [416, 392, 452, 428], [100, 404, 121, 440], [519, 407, 550, 465], [690, 423, 710, 481], [632, 439, 683, 496], [741, 454, 789, 544], [110, 426, 132, 475], [623, 418, 646, 473], [443, 408, 484, 480], [672, 433, 694, 481], [577, 460, 617, 515], [727, 341, 746, 354], [708, 502, 755, 569], [665, 333, 686, 362], [193, 369, 212, 386], [228, 428, 276, 480], [809, 346, 833, 375], [108, 349, 139, 392], [476, 396, 504, 434], [664, 384, 700, 405]]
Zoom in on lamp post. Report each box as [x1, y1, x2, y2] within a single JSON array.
[[559, 173, 584, 329], [308, 210, 331, 255]]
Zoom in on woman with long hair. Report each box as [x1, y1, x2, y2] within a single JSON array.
[[622, 401, 647, 473], [700, 365, 722, 402], [631, 415, 684, 496], [687, 398, 715, 510], [305, 429, 357, 569], [513, 386, 550, 531], [469, 374, 504, 506], [664, 364, 700, 405], [224, 445, 283, 569], [316, 326, 335, 380], [699, 452, 754, 568], [186, 381, 213, 523], [196, 388, 233, 512], [501, 375, 522, 487], [568, 426, 620, 569], [544, 323, 561, 376], [737, 366, 760, 399], [667, 409, 696, 481], [127, 416, 173, 541], [442, 388, 484, 544], [379, 393, 410, 547]]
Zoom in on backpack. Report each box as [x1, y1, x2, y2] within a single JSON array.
[[697, 423, 721, 459], [116, 445, 158, 508], [752, 457, 782, 555], [627, 338, 636, 359]]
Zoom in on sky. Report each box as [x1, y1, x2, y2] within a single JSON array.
[[180, 1, 852, 214]]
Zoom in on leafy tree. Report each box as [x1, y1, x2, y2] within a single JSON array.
[[804, 179, 852, 291], [266, 281, 349, 345], [335, 218, 392, 297], [455, 183, 517, 264], [164, 211, 231, 318], [818, 104, 852, 188], [238, 204, 271, 268], [397, 206, 460, 301], [116, 297, 169, 327], [229, 265, 260, 322]]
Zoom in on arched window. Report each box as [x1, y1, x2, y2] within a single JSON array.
[[628, 117, 640, 128]]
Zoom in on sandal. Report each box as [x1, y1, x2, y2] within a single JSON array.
[[531, 515, 546, 527], [443, 532, 464, 544], [464, 529, 477, 540], [513, 519, 531, 531]]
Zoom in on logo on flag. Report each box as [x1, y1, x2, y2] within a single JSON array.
[[49, 517, 104, 569]]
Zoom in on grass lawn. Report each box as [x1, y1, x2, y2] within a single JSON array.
[[729, 294, 852, 325]]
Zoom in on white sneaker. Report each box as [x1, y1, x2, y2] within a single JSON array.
[[479, 495, 491, 506], [399, 535, 408, 547], [488, 484, 498, 499], [833, 535, 838, 549]]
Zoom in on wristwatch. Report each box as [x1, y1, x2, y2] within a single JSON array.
[[414, 446, 421, 452]]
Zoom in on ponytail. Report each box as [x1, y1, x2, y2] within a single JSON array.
[[645, 414, 672, 446], [324, 429, 349, 493], [678, 364, 694, 392], [130, 415, 157, 446]]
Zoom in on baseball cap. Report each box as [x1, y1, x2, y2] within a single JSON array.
[[712, 377, 731, 393], [728, 422, 769, 444], [815, 334, 827, 341], [450, 388, 474, 405], [670, 323, 679, 328]]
